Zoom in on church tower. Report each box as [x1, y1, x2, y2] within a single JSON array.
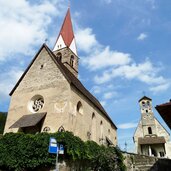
[[139, 96, 157, 136], [53, 8, 78, 78], [134, 96, 170, 158]]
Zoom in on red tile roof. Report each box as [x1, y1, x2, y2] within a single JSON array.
[[59, 8, 74, 47]]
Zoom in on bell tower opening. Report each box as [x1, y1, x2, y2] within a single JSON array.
[[70, 55, 74, 67], [148, 127, 152, 134]]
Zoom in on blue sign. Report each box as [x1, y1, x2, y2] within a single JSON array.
[[48, 137, 58, 154], [59, 144, 64, 154]]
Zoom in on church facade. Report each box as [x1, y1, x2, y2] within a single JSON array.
[[134, 96, 171, 158], [4, 8, 117, 146]]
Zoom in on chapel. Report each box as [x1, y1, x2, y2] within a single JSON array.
[[3, 8, 117, 146], [133, 96, 171, 158]]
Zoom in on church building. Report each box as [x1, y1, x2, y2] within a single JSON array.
[[4, 8, 117, 146], [133, 96, 171, 158]]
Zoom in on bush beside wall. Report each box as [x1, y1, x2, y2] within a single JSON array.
[[0, 132, 125, 171]]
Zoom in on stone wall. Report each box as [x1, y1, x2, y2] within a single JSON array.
[[4, 47, 70, 134], [34, 153, 171, 171], [123, 151, 171, 171]]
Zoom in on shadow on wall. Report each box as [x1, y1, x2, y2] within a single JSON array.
[[150, 159, 171, 171]]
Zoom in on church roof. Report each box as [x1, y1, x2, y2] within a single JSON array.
[[57, 8, 74, 47], [138, 136, 166, 145], [10, 44, 117, 130], [138, 96, 152, 102]]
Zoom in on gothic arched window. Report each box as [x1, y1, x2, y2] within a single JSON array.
[[91, 113, 96, 141], [108, 129, 111, 138], [77, 101, 83, 114], [43, 127, 50, 132], [58, 126, 65, 132], [100, 121, 103, 138]]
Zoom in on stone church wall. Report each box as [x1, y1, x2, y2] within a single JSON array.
[[134, 120, 143, 153], [155, 118, 170, 141], [69, 85, 117, 145], [165, 142, 171, 158], [4, 47, 71, 133]]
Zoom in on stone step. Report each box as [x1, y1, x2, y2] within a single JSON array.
[[135, 165, 153, 171]]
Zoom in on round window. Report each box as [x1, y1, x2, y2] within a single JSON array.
[[29, 95, 44, 113]]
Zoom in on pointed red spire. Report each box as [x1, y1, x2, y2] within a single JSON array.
[[59, 8, 74, 47], [53, 8, 77, 55]]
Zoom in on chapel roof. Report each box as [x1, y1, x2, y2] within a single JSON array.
[[138, 96, 152, 102]]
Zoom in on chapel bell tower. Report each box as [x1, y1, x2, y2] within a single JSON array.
[[53, 8, 78, 78], [139, 96, 157, 136]]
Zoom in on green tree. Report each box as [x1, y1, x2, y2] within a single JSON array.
[[0, 112, 7, 134]]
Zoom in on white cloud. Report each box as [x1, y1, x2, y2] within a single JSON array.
[[150, 83, 171, 93], [94, 60, 170, 93], [75, 28, 99, 53], [91, 86, 102, 94], [0, 67, 23, 101], [103, 92, 117, 99], [0, 0, 64, 61], [76, 27, 131, 70], [118, 122, 138, 129], [81, 46, 132, 70], [76, 24, 169, 93], [101, 0, 112, 4], [137, 33, 148, 40]]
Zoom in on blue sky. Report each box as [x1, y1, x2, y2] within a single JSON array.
[[0, 0, 171, 152]]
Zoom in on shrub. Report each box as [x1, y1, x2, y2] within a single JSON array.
[[0, 132, 125, 171]]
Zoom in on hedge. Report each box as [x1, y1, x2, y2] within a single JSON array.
[[0, 132, 125, 171]]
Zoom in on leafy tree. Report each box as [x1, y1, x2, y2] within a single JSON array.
[[0, 112, 7, 134]]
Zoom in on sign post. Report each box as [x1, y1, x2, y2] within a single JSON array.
[[48, 137, 59, 171], [56, 149, 58, 171]]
